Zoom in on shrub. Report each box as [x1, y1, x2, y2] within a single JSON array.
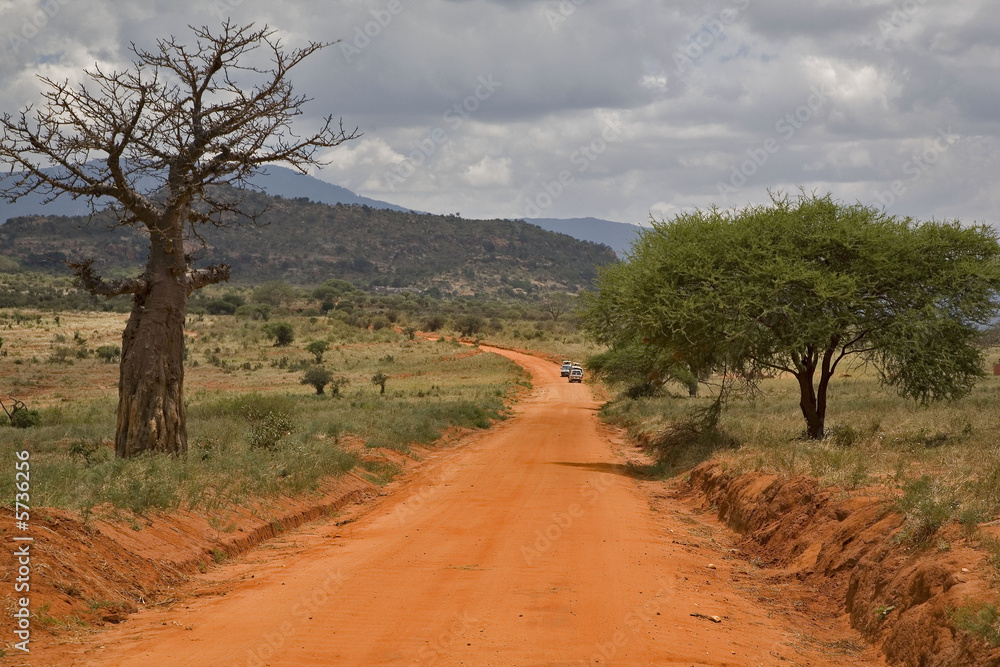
[[896, 476, 958, 545], [301, 367, 333, 395], [205, 299, 237, 315], [10, 408, 42, 428], [235, 304, 272, 320], [96, 345, 121, 363], [329, 376, 350, 397], [454, 314, 484, 337], [247, 409, 294, 449], [305, 340, 329, 363], [263, 321, 295, 346]]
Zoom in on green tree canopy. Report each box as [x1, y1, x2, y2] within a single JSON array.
[[301, 367, 333, 395], [584, 193, 1000, 439]]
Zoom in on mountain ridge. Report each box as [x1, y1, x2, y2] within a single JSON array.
[[0, 166, 639, 255], [0, 190, 617, 295]]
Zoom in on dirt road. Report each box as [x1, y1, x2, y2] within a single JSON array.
[[36, 348, 883, 666]]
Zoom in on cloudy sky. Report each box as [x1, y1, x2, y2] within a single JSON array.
[[2, 0, 998, 228]]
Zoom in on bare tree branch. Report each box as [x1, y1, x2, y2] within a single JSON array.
[[185, 263, 231, 293], [67, 259, 149, 297]]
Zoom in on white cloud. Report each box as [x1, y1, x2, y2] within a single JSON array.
[[0, 0, 996, 227]]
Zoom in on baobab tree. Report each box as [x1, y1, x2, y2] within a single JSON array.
[[0, 22, 358, 457]]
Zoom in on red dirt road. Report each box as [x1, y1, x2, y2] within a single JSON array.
[[34, 348, 884, 666]]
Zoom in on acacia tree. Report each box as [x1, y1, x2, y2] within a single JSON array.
[[584, 193, 1000, 439], [0, 22, 357, 457]]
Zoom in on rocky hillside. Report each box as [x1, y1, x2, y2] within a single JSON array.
[[0, 190, 617, 294]]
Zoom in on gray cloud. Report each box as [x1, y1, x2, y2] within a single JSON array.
[[0, 0, 997, 227]]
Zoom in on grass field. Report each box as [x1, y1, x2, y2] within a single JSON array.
[[600, 353, 1000, 532], [0, 309, 529, 515]]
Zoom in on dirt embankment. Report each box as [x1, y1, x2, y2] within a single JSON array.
[[2, 470, 379, 633], [686, 462, 1000, 667]]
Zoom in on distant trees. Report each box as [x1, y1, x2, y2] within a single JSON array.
[[371, 371, 388, 395], [585, 193, 1000, 439], [301, 367, 333, 395], [541, 292, 574, 322], [0, 22, 357, 457], [95, 345, 122, 364], [454, 314, 484, 337], [306, 340, 330, 363], [263, 322, 295, 347], [253, 281, 299, 308]]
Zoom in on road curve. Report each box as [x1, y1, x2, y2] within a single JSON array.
[[38, 347, 882, 666]]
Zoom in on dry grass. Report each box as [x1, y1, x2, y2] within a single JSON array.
[[601, 353, 1000, 520], [0, 309, 528, 514]]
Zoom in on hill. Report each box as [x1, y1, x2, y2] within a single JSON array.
[[0, 165, 410, 223], [527, 217, 642, 257], [1, 167, 641, 254], [0, 190, 617, 295]]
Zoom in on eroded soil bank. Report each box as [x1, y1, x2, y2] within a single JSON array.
[[686, 462, 1000, 667], [4, 348, 993, 666]]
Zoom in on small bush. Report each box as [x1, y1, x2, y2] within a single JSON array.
[[950, 603, 1000, 647], [243, 402, 295, 449], [235, 304, 272, 320], [305, 340, 329, 363], [263, 321, 295, 346], [896, 476, 958, 545], [10, 408, 42, 428], [205, 299, 237, 315], [96, 345, 121, 363], [826, 425, 860, 447], [68, 439, 109, 466], [301, 367, 333, 395]]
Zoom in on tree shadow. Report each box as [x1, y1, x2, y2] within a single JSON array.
[[550, 460, 659, 480]]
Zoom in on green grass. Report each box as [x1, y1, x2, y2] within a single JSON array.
[[599, 361, 1000, 528], [0, 314, 528, 515], [950, 603, 1000, 646]]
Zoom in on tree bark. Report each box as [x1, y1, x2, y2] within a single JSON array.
[[116, 216, 189, 457], [795, 340, 840, 440], [794, 347, 825, 440]]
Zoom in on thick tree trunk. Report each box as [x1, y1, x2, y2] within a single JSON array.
[[116, 222, 189, 458], [795, 372, 826, 440], [795, 344, 840, 440]]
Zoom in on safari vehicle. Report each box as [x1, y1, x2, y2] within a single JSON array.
[[561, 361, 573, 377], [568, 367, 583, 383]]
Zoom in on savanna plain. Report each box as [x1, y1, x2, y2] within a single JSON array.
[[3, 275, 1000, 666]]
